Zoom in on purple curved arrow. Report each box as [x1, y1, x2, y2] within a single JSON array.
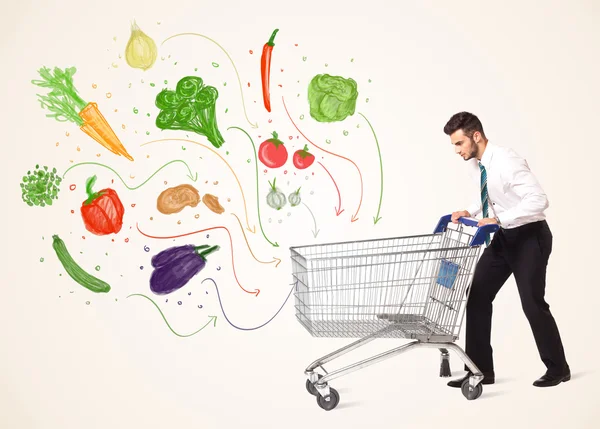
[[201, 278, 295, 331]]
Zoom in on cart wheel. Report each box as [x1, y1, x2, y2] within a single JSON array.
[[440, 359, 452, 377], [461, 378, 483, 400], [316, 388, 340, 411], [305, 374, 324, 396]]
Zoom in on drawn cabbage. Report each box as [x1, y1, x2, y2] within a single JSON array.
[[307, 74, 359, 123]]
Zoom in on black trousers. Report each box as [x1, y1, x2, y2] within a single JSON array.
[[464, 220, 569, 376]]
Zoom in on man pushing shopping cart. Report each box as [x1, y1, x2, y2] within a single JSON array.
[[442, 112, 569, 389], [290, 111, 570, 411]]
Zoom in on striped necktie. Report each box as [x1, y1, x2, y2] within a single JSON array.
[[479, 162, 491, 247]]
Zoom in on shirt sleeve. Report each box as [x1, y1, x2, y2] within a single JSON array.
[[496, 154, 549, 227], [466, 201, 482, 218]]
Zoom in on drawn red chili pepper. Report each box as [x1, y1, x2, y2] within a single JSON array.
[[261, 28, 279, 113], [80, 175, 125, 236]]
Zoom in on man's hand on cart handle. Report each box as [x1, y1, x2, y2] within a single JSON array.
[[452, 211, 499, 227], [451, 210, 471, 224], [477, 218, 499, 227]]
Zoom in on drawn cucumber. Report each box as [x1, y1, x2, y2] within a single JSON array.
[[52, 234, 111, 293]]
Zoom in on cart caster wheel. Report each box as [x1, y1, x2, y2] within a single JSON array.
[[316, 388, 340, 411], [305, 374, 323, 396], [461, 379, 483, 400], [440, 359, 452, 377]]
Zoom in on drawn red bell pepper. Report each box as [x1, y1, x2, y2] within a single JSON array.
[[80, 175, 125, 236], [261, 28, 279, 113]]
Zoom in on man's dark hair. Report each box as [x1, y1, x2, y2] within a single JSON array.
[[443, 112, 486, 140]]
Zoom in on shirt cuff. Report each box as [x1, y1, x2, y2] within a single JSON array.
[[466, 203, 481, 218], [496, 211, 513, 228]]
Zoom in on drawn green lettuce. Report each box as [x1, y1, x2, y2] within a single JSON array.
[[307, 74, 359, 123]]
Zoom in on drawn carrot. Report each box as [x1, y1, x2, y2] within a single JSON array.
[[32, 66, 134, 161], [261, 29, 279, 113]]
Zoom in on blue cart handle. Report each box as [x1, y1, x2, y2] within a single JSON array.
[[433, 214, 500, 247]]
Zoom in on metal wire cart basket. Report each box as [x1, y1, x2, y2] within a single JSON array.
[[289, 215, 499, 410]]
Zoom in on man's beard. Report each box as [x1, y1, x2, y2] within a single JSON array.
[[464, 144, 478, 160]]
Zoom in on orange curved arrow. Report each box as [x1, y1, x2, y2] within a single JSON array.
[[140, 138, 256, 233], [231, 213, 281, 267], [282, 97, 363, 222], [136, 222, 260, 297]]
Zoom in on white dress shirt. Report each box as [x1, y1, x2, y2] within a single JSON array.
[[465, 142, 549, 229]]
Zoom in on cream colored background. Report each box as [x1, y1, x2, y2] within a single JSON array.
[[1, 0, 599, 428]]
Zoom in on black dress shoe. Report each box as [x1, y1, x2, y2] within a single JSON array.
[[533, 372, 571, 387], [447, 371, 495, 388]]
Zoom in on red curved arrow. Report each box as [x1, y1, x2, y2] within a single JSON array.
[[136, 223, 260, 297], [282, 96, 363, 222], [318, 162, 344, 216]]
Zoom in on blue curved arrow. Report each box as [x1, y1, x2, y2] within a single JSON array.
[[201, 278, 295, 331]]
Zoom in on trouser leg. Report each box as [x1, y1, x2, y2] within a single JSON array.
[[464, 232, 513, 373], [509, 222, 569, 376]]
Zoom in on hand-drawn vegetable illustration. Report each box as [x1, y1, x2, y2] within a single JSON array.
[[80, 175, 125, 236], [267, 178, 286, 210], [288, 187, 302, 207], [32, 66, 134, 160], [150, 244, 220, 295], [261, 28, 279, 112], [125, 20, 157, 71], [202, 193, 225, 214], [52, 234, 111, 293], [258, 131, 288, 168], [155, 76, 225, 149], [156, 184, 201, 215], [308, 74, 359, 123], [21, 165, 62, 207], [292, 145, 315, 169]]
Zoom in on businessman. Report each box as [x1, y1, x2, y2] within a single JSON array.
[[443, 112, 570, 388]]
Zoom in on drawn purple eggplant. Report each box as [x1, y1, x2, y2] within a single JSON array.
[[149, 244, 219, 295], [151, 244, 208, 269]]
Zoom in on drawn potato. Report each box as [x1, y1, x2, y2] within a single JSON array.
[[202, 193, 225, 214], [157, 184, 201, 214]]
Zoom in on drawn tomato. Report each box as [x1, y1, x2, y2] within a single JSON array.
[[258, 131, 288, 168], [292, 144, 315, 169]]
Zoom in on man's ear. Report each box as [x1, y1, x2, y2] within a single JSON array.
[[473, 131, 481, 144]]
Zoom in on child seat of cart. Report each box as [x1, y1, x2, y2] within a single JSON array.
[[376, 258, 461, 323]]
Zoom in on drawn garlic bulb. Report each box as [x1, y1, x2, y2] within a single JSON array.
[[125, 20, 157, 71], [267, 178, 286, 210], [288, 187, 302, 207]]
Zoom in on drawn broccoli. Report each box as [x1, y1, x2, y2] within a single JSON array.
[[155, 76, 225, 149], [307, 74, 359, 123]]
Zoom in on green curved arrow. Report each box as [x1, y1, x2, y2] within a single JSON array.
[[358, 113, 384, 224], [227, 126, 279, 247], [62, 160, 198, 190], [127, 293, 217, 337]]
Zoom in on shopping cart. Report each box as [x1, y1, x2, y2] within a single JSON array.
[[289, 215, 500, 410]]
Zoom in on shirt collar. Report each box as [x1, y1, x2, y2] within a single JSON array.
[[479, 142, 495, 168]]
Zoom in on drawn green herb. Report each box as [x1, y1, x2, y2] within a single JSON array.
[[21, 165, 62, 207], [31, 67, 87, 126]]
